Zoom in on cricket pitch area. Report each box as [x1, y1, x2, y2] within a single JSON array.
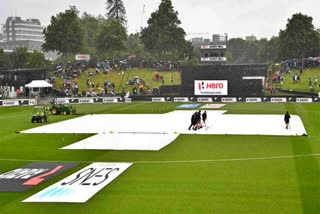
[[21, 110, 307, 151]]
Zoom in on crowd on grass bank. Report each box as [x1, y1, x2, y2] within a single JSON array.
[[52, 59, 179, 97], [270, 57, 320, 93]]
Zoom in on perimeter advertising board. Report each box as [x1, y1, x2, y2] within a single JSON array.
[[0, 162, 78, 192], [271, 98, 287, 103], [194, 80, 228, 96], [78, 98, 94, 104], [23, 162, 132, 203], [2, 100, 19, 106], [245, 98, 262, 103], [103, 98, 118, 103], [296, 98, 313, 103], [221, 97, 237, 103], [152, 97, 165, 102]]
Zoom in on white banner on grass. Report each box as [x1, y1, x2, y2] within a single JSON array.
[[23, 162, 132, 203]]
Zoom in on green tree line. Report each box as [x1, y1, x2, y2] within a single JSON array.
[[228, 13, 320, 64], [42, 0, 197, 66], [2, 1, 320, 70], [0, 48, 49, 70]]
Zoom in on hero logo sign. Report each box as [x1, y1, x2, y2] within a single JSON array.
[[194, 80, 228, 96], [23, 162, 132, 203], [0, 162, 78, 192], [75, 54, 90, 61]]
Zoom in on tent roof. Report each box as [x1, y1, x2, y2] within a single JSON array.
[[25, 80, 52, 88]]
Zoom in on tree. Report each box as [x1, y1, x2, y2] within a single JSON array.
[[140, 0, 186, 60], [9, 48, 29, 69], [81, 12, 101, 50], [42, 7, 84, 58], [27, 51, 48, 68], [279, 13, 320, 60], [95, 20, 127, 61], [257, 37, 280, 63], [126, 33, 144, 55], [105, 0, 127, 26], [227, 38, 248, 63], [0, 49, 5, 71]]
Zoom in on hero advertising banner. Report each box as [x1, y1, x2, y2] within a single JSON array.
[[194, 80, 228, 96]]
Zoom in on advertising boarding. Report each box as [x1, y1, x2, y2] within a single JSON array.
[[194, 80, 228, 96], [0, 162, 78, 192], [23, 162, 132, 203]]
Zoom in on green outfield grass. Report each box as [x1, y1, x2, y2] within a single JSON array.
[[0, 103, 320, 213]]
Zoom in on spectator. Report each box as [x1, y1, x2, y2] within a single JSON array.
[[308, 76, 312, 85], [299, 66, 303, 75]]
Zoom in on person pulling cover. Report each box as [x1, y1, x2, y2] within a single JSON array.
[[284, 111, 291, 129]]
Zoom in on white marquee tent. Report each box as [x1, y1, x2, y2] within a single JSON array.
[[25, 80, 52, 97]]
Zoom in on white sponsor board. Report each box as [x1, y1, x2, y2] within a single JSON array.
[[245, 98, 262, 103], [79, 99, 94, 104], [221, 97, 237, 103], [194, 80, 228, 96], [200, 57, 227, 62], [75, 54, 90, 61], [23, 162, 132, 203], [55, 98, 70, 104], [174, 97, 189, 102], [125, 98, 132, 103], [152, 97, 165, 102], [2, 100, 19, 106], [296, 98, 313, 103], [200, 45, 226, 49], [103, 98, 118, 103], [197, 97, 213, 102], [271, 98, 287, 103], [28, 99, 37, 105]]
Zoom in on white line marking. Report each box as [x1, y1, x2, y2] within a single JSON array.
[[1, 153, 320, 164]]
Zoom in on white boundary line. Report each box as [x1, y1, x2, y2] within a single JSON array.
[[1, 153, 320, 164]]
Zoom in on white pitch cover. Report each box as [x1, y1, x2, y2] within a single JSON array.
[[23, 162, 132, 203]]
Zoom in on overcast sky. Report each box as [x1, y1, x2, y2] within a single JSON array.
[[1, 0, 320, 40]]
